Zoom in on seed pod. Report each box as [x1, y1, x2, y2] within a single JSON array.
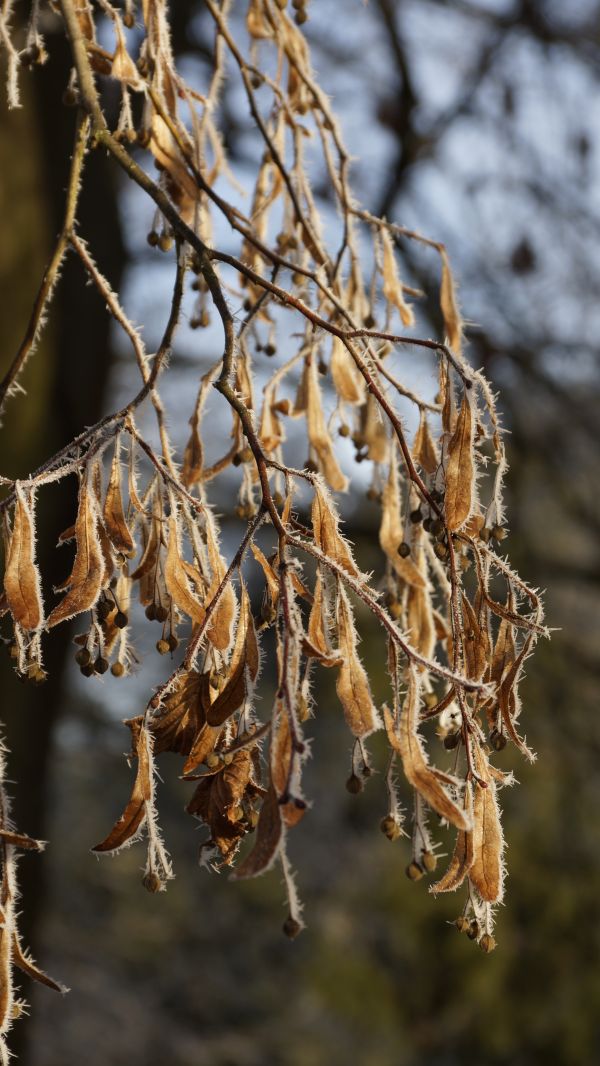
[[111, 661, 125, 678], [158, 233, 173, 253], [409, 508, 423, 524], [491, 525, 506, 542], [167, 634, 179, 652], [431, 518, 445, 537], [397, 541, 411, 558], [114, 611, 128, 629], [406, 862, 424, 882], [489, 728, 507, 752], [467, 920, 479, 940], [338, 423, 350, 438], [422, 850, 437, 873], [155, 605, 169, 623], [479, 934, 497, 954], [443, 731, 460, 751], [345, 773, 363, 795], [283, 916, 302, 939], [147, 230, 159, 248], [380, 816, 401, 842], [454, 916, 470, 933], [145, 603, 157, 621], [156, 639, 170, 655], [80, 663, 95, 678], [434, 541, 448, 560], [94, 656, 109, 675], [264, 343, 276, 357], [75, 648, 91, 667], [142, 872, 164, 894], [479, 527, 492, 544]]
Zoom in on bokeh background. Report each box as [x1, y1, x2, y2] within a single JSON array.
[[1, 1, 600, 1063]]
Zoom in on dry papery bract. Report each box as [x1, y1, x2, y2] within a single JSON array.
[[0, 0, 547, 1051]]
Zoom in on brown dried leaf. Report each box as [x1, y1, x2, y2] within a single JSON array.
[[12, 933, 67, 994], [103, 443, 134, 556], [47, 478, 105, 628], [305, 359, 348, 491], [4, 487, 43, 631], [186, 750, 253, 864], [128, 671, 210, 758], [231, 783, 282, 879], [164, 514, 205, 625], [469, 746, 504, 903], [271, 704, 306, 827], [93, 726, 151, 853], [384, 669, 470, 831], [312, 486, 359, 578], [335, 587, 379, 738], [381, 227, 415, 326], [444, 390, 474, 531], [330, 337, 364, 406], [412, 412, 439, 475], [379, 452, 426, 588], [205, 515, 236, 651], [206, 584, 259, 727], [430, 819, 474, 895], [440, 247, 463, 355]]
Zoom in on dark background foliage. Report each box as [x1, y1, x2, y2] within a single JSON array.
[[1, 1, 599, 1063]]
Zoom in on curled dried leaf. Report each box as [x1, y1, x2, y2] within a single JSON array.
[[4, 486, 43, 631], [47, 476, 105, 628], [444, 389, 474, 531]]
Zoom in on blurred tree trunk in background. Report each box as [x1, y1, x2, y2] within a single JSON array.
[[0, 25, 123, 1060]]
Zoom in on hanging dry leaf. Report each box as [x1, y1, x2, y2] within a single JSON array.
[[444, 389, 474, 531], [439, 247, 463, 354], [164, 514, 205, 625], [335, 586, 380, 738], [206, 583, 259, 727], [103, 441, 134, 556], [93, 725, 152, 853], [430, 789, 474, 894], [4, 486, 43, 631], [381, 226, 415, 327], [304, 358, 348, 491], [47, 476, 105, 628], [384, 668, 470, 831], [231, 783, 282, 879], [379, 451, 426, 588], [413, 412, 439, 475], [204, 515, 237, 651], [469, 745, 504, 903], [312, 486, 359, 578], [330, 337, 364, 406]]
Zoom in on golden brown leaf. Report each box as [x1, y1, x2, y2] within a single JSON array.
[[379, 452, 426, 588], [4, 487, 43, 631], [469, 746, 504, 903], [381, 226, 415, 326], [103, 442, 134, 556], [304, 359, 348, 491], [164, 514, 205, 625], [444, 390, 474, 531], [93, 726, 152, 853], [439, 247, 463, 355], [330, 337, 364, 406], [412, 412, 439, 475], [384, 669, 470, 831], [205, 515, 236, 651], [312, 486, 359, 578], [430, 787, 474, 894], [206, 584, 260, 727], [335, 587, 380, 738], [47, 478, 105, 628], [186, 750, 256, 864], [231, 783, 282, 879], [12, 933, 66, 993]]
